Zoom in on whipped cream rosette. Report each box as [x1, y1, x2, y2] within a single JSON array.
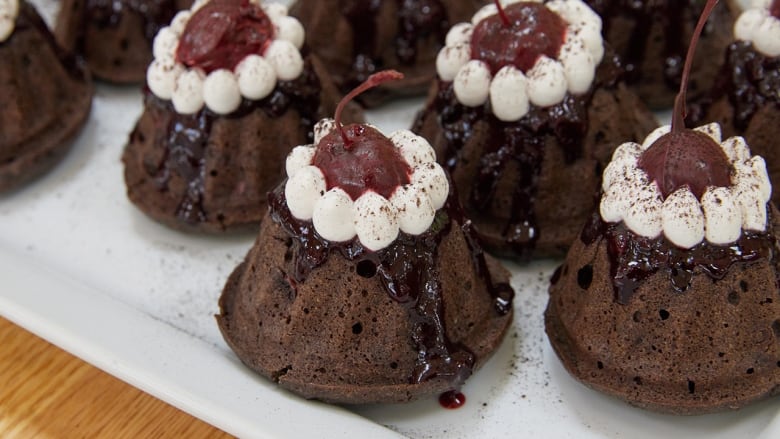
[[147, 0, 305, 115], [0, 0, 18, 42], [601, 123, 772, 249], [436, 0, 603, 121], [734, 0, 780, 57], [285, 118, 448, 251]]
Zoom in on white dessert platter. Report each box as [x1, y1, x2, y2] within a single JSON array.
[[1, 0, 778, 437]]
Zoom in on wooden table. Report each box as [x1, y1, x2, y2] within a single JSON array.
[[0, 317, 231, 438]]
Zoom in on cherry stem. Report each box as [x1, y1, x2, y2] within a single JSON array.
[[494, 0, 511, 28], [771, 0, 780, 19], [672, 0, 719, 133], [334, 70, 404, 146]]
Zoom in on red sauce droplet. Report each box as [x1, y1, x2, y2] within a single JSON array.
[[771, 0, 780, 19], [438, 390, 466, 409], [470, 2, 567, 74], [638, 130, 731, 199], [312, 125, 411, 200], [176, 0, 274, 73]]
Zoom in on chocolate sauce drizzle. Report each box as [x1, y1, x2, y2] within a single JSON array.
[[137, 59, 322, 225], [585, 0, 713, 89], [340, 0, 447, 88], [413, 53, 623, 257], [81, 0, 179, 45], [711, 41, 780, 131], [267, 183, 512, 386], [580, 210, 779, 304]]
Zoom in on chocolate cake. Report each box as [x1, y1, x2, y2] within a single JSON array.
[[217, 72, 514, 404], [0, 0, 93, 192], [122, 0, 362, 232], [55, 0, 194, 83], [695, 0, 780, 206], [546, 3, 780, 413], [546, 123, 780, 414], [413, 0, 658, 259], [289, 0, 485, 107], [583, 0, 735, 109]]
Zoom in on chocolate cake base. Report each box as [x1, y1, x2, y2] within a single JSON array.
[[585, 0, 734, 109], [0, 2, 93, 193], [123, 55, 362, 233], [290, 0, 483, 107], [55, 0, 193, 83], [217, 210, 513, 404], [545, 209, 780, 414], [414, 79, 658, 260]]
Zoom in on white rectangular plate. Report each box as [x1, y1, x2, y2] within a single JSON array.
[[2, 1, 778, 437]]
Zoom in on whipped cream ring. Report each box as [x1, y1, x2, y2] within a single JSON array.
[[436, 0, 604, 122], [284, 119, 450, 251], [147, 0, 305, 115], [600, 123, 772, 249], [0, 0, 19, 42], [734, 2, 780, 57]]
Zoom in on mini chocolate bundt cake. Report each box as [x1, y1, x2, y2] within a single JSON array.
[[218, 77, 514, 403], [1, 0, 92, 192], [413, 0, 657, 259], [546, 122, 780, 414], [289, 0, 485, 106], [122, 0, 361, 232], [55, 0, 193, 83]]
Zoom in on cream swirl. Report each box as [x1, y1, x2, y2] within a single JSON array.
[[734, 0, 780, 57], [146, 0, 305, 115], [0, 0, 19, 42], [284, 119, 449, 252], [600, 123, 772, 249], [435, 0, 603, 122]]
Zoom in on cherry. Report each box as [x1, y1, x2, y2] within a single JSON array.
[[772, 0, 780, 19], [638, 0, 731, 200], [638, 130, 730, 199], [470, 1, 567, 74], [176, 0, 274, 73], [312, 71, 412, 200]]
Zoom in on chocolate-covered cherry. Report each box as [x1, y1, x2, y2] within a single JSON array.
[[176, 0, 275, 73]]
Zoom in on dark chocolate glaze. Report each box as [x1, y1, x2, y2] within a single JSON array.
[[13, 2, 87, 81], [267, 181, 513, 386], [710, 41, 780, 131], [82, 0, 179, 44], [580, 210, 779, 304], [413, 51, 624, 257], [133, 58, 322, 226], [340, 0, 447, 88], [585, 0, 712, 89]]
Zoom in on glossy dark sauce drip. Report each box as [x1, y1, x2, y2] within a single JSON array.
[[13, 2, 87, 81], [586, 0, 709, 89], [82, 0, 179, 44], [715, 41, 780, 131], [142, 60, 322, 225], [341, 0, 447, 88], [580, 211, 777, 304], [267, 183, 512, 386], [414, 53, 623, 257]]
